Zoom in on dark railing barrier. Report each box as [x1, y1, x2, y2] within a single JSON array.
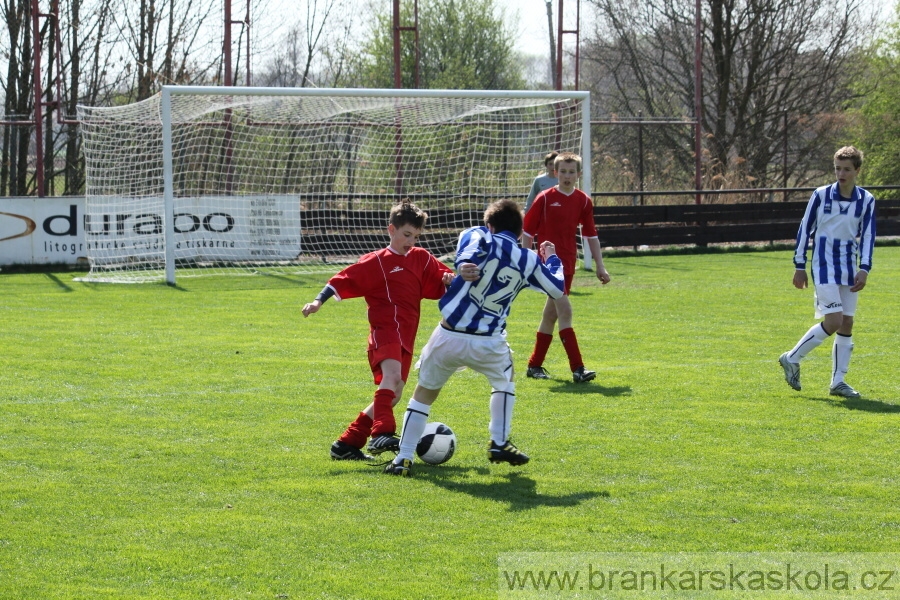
[[297, 191, 900, 257], [592, 199, 900, 248]]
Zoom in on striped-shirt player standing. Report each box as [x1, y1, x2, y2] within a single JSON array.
[[383, 199, 565, 476], [779, 146, 876, 399]]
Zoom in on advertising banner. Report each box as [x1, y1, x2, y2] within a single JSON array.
[[1, 196, 302, 266], [0, 197, 87, 265]]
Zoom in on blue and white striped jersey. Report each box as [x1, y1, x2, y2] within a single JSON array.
[[793, 183, 876, 286], [439, 227, 565, 335]]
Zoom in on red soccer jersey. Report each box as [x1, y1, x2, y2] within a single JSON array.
[[523, 187, 598, 274], [326, 246, 453, 353]]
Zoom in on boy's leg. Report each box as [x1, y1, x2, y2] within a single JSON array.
[[527, 297, 557, 377], [830, 295, 860, 398], [471, 336, 529, 466], [489, 381, 516, 445], [396, 396, 435, 461], [332, 404, 375, 460], [551, 294, 596, 383], [337, 409, 373, 448], [385, 325, 458, 475], [371, 387, 397, 435], [787, 322, 831, 361], [779, 285, 845, 391], [831, 333, 854, 388], [366, 345, 409, 455], [487, 380, 529, 466]]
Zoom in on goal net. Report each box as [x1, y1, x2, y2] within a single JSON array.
[[77, 87, 590, 284]]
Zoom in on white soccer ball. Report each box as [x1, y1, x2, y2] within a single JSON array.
[[416, 422, 457, 465]]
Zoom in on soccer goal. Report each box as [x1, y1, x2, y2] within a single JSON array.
[[77, 86, 591, 284]]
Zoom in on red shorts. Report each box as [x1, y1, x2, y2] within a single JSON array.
[[368, 343, 412, 385]]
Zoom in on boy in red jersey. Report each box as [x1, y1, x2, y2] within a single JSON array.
[[302, 201, 457, 460], [521, 152, 611, 383]]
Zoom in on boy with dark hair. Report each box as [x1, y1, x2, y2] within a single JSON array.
[[521, 151, 611, 384], [303, 201, 458, 460], [383, 199, 566, 477], [778, 146, 876, 398]]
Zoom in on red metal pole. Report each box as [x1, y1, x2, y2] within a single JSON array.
[[393, 0, 401, 88], [413, 0, 419, 89], [32, 0, 45, 196], [244, 0, 251, 85], [694, 0, 703, 204], [224, 0, 232, 86], [555, 0, 564, 90], [574, 0, 580, 90]]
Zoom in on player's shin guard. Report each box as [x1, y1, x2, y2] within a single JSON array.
[[831, 334, 854, 387], [337, 411, 373, 449], [789, 322, 831, 361], [397, 399, 430, 461], [528, 332, 553, 368], [370, 388, 397, 437], [559, 327, 585, 371], [489, 382, 516, 445]]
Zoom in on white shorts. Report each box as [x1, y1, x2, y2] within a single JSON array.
[[813, 284, 858, 319], [415, 323, 514, 390]]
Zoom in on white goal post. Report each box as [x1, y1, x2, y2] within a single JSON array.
[[77, 86, 591, 284]]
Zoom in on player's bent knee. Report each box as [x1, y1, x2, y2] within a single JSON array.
[[491, 381, 516, 397]]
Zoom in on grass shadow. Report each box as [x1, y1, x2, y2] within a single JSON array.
[[546, 382, 632, 397], [810, 395, 900, 413], [44, 272, 73, 292], [415, 466, 610, 511]]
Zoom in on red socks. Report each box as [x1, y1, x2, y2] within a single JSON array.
[[370, 388, 397, 437], [528, 332, 553, 368], [337, 389, 398, 450], [529, 329, 585, 371], [337, 411, 373, 448], [559, 327, 584, 371]]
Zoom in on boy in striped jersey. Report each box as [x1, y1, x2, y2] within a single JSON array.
[[384, 199, 565, 476], [779, 146, 876, 398], [302, 202, 457, 461]]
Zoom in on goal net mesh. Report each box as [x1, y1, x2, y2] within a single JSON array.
[[77, 89, 586, 282]]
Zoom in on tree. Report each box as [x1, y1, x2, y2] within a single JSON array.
[[357, 0, 523, 90], [256, 0, 357, 88], [1, 0, 33, 196], [582, 0, 873, 193], [113, 0, 219, 100], [848, 6, 900, 189]]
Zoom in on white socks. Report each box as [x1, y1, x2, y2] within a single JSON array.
[[489, 383, 516, 445], [788, 323, 830, 362], [831, 334, 854, 387], [398, 384, 517, 461], [397, 399, 431, 461]]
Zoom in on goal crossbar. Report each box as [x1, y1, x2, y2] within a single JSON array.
[[78, 86, 591, 284]]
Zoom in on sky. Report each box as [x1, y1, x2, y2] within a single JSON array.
[[252, 0, 587, 59], [248, 0, 889, 81], [501, 0, 593, 55]]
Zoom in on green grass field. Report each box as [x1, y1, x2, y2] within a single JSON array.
[[2, 248, 899, 599]]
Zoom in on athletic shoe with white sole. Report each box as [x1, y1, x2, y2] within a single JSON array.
[[526, 366, 551, 380], [383, 458, 412, 476], [488, 440, 530, 466], [572, 366, 596, 383], [778, 352, 801, 390], [367, 434, 400, 455], [830, 382, 861, 399], [330, 440, 374, 461]]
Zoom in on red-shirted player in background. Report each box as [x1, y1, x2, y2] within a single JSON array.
[[521, 152, 611, 383], [302, 201, 458, 460]]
